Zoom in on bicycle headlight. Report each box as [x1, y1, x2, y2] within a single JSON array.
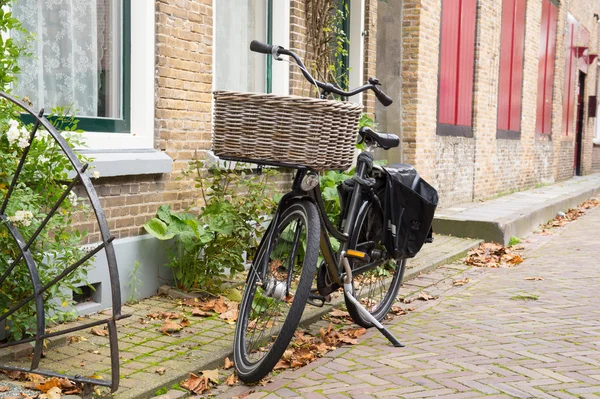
[[301, 172, 319, 191]]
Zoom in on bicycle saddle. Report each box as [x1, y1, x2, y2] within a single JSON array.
[[358, 127, 400, 150]]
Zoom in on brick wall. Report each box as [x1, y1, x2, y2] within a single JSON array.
[[401, 0, 599, 207], [87, 0, 213, 242], [593, 146, 600, 172]]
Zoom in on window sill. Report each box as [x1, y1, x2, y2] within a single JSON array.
[[593, 138, 600, 146], [436, 124, 473, 138], [497, 130, 521, 140], [73, 149, 173, 178]]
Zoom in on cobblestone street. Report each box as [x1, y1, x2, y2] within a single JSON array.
[[216, 206, 600, 399]]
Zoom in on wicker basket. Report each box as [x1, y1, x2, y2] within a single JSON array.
[[212, 91, 363, 171]]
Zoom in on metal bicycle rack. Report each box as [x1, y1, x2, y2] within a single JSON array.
[[0, 92, 125, 392]]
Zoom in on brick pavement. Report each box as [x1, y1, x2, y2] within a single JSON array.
[[213, 206, 600, 399], [0, 234, 478, 399]]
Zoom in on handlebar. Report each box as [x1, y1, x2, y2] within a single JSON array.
[[249, 40, 393, 107]]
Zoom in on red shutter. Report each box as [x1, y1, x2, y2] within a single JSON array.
[[498, 0, 526, 132], [456, 0, 477, 126], [562, 14, 578, 136], [498, 0, 515, 131], [509, 0, 526, 131], [438, 1, 460, 125], [544, 2, 558, 133], [438, 0, 477, 127], [535, 1, 550, 134], [536, 0, 558, 134]]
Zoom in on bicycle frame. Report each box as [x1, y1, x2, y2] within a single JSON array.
[[249, 146, 385, 289]]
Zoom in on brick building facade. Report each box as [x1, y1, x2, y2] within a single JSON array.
[[376, 0, 600, 207]]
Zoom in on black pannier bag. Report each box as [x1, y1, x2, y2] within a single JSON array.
[[383, 164, 439, 259]]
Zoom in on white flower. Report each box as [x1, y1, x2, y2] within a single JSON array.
[[7, 210, 34, 227], [68, 191, 78, 206], [91, 170, 100, 179], [17, 136, 30, 149], [5, 119, 30, 148]]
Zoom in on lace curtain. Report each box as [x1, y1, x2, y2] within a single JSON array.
[[13, 0, 120, 118]]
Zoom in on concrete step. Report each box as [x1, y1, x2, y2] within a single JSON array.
[[433, 173, 600, 245]]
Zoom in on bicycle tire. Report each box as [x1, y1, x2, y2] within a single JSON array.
[[234, 200, 319, 383], [345, 198, 406, 328]]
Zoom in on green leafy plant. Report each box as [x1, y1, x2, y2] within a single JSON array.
[[127, 261, 142, 304], [508, 236, 522, 246], [144, 160, 278, 295], [0, 105, 91, 341]]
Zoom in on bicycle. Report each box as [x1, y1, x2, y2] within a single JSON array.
[[219, 41, 437, 383]]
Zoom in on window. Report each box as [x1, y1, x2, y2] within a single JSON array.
[[562, 14, 578, 136], [535, 0, 558, 135], [214, 0, 289, 95], [437, 0, 477, 138], [13, 1, 154, 151], [497, 0, 526, 139], [13, 0, 130, 132]]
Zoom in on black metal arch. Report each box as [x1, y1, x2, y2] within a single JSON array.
[[0, 92, 125, 392]]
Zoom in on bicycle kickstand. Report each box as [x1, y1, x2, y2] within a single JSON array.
[[341, 255, 405, 348]]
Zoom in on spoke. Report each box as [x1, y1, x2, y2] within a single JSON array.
[[0, 165, 89, 287], [0, 238, 113, 324]]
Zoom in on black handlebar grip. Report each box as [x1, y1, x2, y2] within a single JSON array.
[[250, 40, 273, 55], [372, 85, 393, 107]]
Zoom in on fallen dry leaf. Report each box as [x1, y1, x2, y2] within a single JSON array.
[[160, 321, 183, 335], [90, 327, 108, 337], [6, 371, 27, 381], [225, 373, 238, 386], [159, 311, 180, 320], [0, 386, 9, 392], [192, 309, 212, 317], [223, 357, 234, 370], [390, 306, 406, 315], [180, 317, 190, 328], [202, 369, 219, 384], [418, 292, 437, 301], [453, 278, 470, 286], [155, 367, 166, 376], [38, 387, 61, 399], [524, 276, 544, 281], [219, 307, 239, 323], [465, 243, 524, 268], [180, 373, 210, 395], [67, 336, 87, 344], [329, 308, 350, 318]]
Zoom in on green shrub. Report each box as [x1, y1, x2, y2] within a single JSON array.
[[144, 160, 278, 295]]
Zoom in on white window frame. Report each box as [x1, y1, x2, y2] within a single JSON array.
[[348, 0, 365, 105], [79, 1, 155, 150], [595, 64, 600, 145]]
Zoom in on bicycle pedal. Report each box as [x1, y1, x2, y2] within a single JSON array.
[[307, 289, 331, 307], [346, 249, 370, 262]]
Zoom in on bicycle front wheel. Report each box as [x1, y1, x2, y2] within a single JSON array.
[[345, 199, 406, 327], [234, 200, 319, 383]]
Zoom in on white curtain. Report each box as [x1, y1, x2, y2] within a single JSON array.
[[13, 0, 101, 117], [214, 0, 267, 92]]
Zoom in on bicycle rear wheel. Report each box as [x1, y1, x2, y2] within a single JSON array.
[[234, 200, 319, 383], [345, 199, 406, 327]]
